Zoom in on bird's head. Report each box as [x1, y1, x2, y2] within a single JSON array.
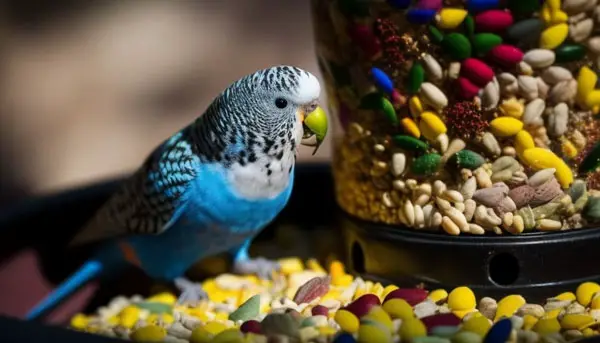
[[227, 66, 328, 155]]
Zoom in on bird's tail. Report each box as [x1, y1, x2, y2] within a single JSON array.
[[26, 247, 124, 321]]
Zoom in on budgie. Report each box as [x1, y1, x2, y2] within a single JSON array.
[[25, 65, 328, 320]]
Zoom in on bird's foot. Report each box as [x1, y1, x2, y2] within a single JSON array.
[[232, 257, 281, 280], [174, 277, 208, 307]]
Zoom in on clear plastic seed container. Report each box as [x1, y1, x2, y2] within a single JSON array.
[[311, 0, 600, 234]]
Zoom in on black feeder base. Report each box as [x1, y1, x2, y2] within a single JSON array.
[[340, 213, 600, 303]]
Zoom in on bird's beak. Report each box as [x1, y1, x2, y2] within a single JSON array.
[[300, 101, 328, 155]]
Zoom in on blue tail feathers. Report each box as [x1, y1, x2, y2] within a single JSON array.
[[25, 260, 104, 321]]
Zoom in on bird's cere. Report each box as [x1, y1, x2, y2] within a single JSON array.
[[294, 71, 321, 104]]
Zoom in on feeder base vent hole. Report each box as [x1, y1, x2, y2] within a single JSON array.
[[351, 241, 365, 274], [488, 252, 519, 286]]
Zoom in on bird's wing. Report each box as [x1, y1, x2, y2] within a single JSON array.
[[69, 129, 201, 247]]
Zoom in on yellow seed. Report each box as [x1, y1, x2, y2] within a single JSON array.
[[533, 318, 561, 335], [428, 289, 449, 303], [190, 327, 213, 343], [335, 309, 360, 333], [319, 326, 338, 336], [402, 117, 421, 138], [202, 321, 228, 335], [279, 257, 304, 274], [515, 130, 535, 160], [370, 283, 385, 300], [544, 309, 561, 319], [555, 292, 576, 301], [436, 8, 468, 29], [364, 306, 393, 331], [214, 312, 229, 321], [585, 90, 600, 110], [447, 286, 476, 311], [420, 111, 447, 141], [490, 117, 524, 137], [560, 314, 595, 330], [358, 322, 392, 343], [561, 139, 578, 158], [146, 292, 177, 305], [119, 306, 142, 329], [494, 295, 526, 322], [211, 328, 244, 343], [499, 98, 524, 118], [333, 274, 353, 287], [70, 313, 88, 330], [591, 296, 600, 309], [409, 96, 423, 117], [523, 314, 539, 330], [576, 282, 600, 306], [541, 4, 551, 24], [306, 258, 326, 273], [107, 315, 119, 326], [462, 315, 491, 336], [577, 66, 598, 106], [130, 325, 167, 342], [329, 260, 345, 278], [399, 318, 427, 341], [583, 328, 595, 337], [382, 298, 414, 320], [546, 0, 560, 11], [549, 10, 568, 25], [353, 287, 368, 301], [540, 23, 569, 50], [521, 148, 573, 188], [382, 285, 399, 299]]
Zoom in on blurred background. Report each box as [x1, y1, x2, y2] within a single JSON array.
[[0, 0, 332, 207]]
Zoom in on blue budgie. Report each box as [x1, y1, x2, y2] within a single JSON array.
[[26, 65, 328, 320]]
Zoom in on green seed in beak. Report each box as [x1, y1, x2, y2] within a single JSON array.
[[302, 106, 328, 155]]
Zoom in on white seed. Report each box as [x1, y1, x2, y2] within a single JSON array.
[[464, 199, 476, 221], [502, 212, 514, 229], [522, 98, 546, 125], [446, 207, 469, 231], [537, 77, 549, 100], [414, 204, 425, 228], [422, 204, 433, 227], [393, 180, 407, 192], [431, 211, 443, 228], [455, 202, 466, 212], [548, 79, 577, 104], [398, 207, 410, 226], [474, 168, 493, 188], [541, 66, 573, 85], [442, 190, 464, 203], [441, 216, 461, 235], [510, 214, 525, 234], [382, 192, 395, 208], [518, 75, 539, 101], [420, 82, 448, 110], [460, 177, 477, 200], [537, 219, 562, 231], [523, 49, 556, 68], [418, 183, 433, 196], [406, 179, 418, 190], [570, 18, 594, 42], [414, 193, 431, 207], [588, 36, 600, 55], [482, 132, 501, 156], [503, 146, 516, 156], [391, 153, 407, 176], [547, 102, 569, 137], [423, 53, 443, 82], [564, 0, 597, 14], [528, 168, 556, 187], [469, 223, 486, 235], [447, 62, 461, 80], [433, 180, 447, 196], [482, 78, 500, 110], [442, 138, 466, 162], [518, 61, 533, 75], [403, 200, 416, 226]]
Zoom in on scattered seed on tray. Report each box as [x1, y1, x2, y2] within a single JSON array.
[[70, 258, 600, 342]]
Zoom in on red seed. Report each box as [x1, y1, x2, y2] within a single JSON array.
[[421, 313, 461, 333], [383, 288, 428, 306], [240, 320, 262, 334], [475, 10, 513, 33], [311, 305, 329, 317], [461, 58, 494, 87], [348, 24, 382, 60], [344, 294, 381, 318], [488, 44, 524, 68], [457, 77, 481, 99]]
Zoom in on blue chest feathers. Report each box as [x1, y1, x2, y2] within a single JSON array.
[[125, 162, 294, 280]]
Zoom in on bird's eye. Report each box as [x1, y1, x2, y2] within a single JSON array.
[[275, 98, 288, 109]]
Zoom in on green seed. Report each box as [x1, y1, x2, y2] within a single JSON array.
[[359, 92, 398, 125], [506, 19, 542, 45], [578, 142, 600, 174], [411, 153, 442, 176], [583, 196, 600, 223], [407, 62, 425, 94], [472, 33, 502, 57], [441, 33, 472, 60], [135, 302, 172, 314], [555, 44, 586, 63], [506, 0, 540, 15], [428, 25, 445, 44], [463, 15, 475, 39], [448, 150, 485, 170], [393, 135, 429, 152], [229, 294, 260, 321]]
